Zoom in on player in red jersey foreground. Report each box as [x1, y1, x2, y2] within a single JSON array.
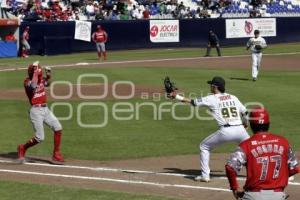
[[226, 106, 299, 200]]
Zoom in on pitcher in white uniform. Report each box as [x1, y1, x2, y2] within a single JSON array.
[[170, 76, 250, 182], [246, 30, 267, 81]]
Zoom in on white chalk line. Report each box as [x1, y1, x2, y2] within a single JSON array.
[[0, 51, 299, 73], [0, 159, 299, 186], [0, 169, 231, 192]]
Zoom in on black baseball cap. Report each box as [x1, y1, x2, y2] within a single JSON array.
[[207, 76, 225, 88], [254, 30, 260, 34]]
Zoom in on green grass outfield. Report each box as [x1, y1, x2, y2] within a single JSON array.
[[0, 44, 300, 161], [0, 42, 300, 68], [0, 180, 178, 200], [0, 44, 300, 200], [0, 44, 300, 160]]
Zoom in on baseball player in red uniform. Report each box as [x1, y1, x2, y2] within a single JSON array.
[[17, 61, 64, 163], [225, 106, 299, 200], [92, 25, 108, 62], [22, 26, 30, 58]]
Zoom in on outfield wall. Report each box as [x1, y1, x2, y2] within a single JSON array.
[[20, 17, 300, 55]]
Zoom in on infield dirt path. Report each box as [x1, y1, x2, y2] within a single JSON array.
[[0, 153, 299, 200]]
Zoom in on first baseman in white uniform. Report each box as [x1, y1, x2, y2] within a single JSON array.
[[168, 76, 250, 182], [246, 30, 267, 81]]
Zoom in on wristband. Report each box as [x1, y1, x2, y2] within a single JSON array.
[[175, 94, 184, 101]]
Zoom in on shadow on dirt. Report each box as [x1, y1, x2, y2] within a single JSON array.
[[163, 167, 246, 180], [0, 152, 63, 165]]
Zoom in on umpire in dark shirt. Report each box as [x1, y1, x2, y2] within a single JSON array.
[[205, 30, 221, 57]]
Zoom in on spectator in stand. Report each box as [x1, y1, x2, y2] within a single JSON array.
[[111, 10, 121, 20], [131, 5, 138, 19], [42, 7, 52, 21], [85, 1, 95, 20], [93, 1, 100, 18], [103, 9, 113, 20], [1, 0, 10, 18], [52, 1, 62, 13], [143, 6, 150, 19], [178, 1, 185, 10], [70, 0, 80, 10], [116, 1, 125, 13], [5, 32, 16, 41], [6, 0, 289, 21]]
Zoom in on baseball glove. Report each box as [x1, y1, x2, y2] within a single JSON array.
[[164, 76, 177, 98], [44, 67, 51, 77], [45, 66, 51, 73], [255, 45, 263, 51]]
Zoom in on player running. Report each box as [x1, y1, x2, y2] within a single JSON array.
[[226, 106, 299, 200], [246, 30, 267, 81], [165, 76, 250, 182], [92, 25, 108, 62], [17, 61, 64, 163]]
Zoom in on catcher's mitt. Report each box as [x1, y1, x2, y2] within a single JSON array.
[[254, 45, 263, 51], [164, 76, 177, 98]]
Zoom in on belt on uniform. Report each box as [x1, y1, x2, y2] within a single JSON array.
[[222, 124, 242, 128], [32, 104, 47, 107], [247, 188, 284, 192]]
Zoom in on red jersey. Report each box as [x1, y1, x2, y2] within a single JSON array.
[[23, 30, 29, 41], [24, 78, 48, 105], [92, 30, 107, 43], [241, 133, 291, 190], [226, 132, 299, 191]]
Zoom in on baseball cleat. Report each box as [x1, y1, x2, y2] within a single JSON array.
[[194, 175, 210, 183], [252, 78, 257, 82], [52, 151, 65, 162]]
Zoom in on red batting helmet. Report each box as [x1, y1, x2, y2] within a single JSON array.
[[28, 61, 42, 80], [249, 106, 270, 125], [249, 106, 270, 133]]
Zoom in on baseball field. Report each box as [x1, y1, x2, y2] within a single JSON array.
[[0, 43, 300, 200]]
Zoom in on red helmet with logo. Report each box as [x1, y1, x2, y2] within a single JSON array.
[[28, 61, 42, 80], [249, 106, 270, 125]]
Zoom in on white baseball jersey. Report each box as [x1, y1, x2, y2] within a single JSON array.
[[247, 36, 267, 53], [194, 93, 247, 127]]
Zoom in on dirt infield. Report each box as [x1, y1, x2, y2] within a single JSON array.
[[0, 153, 299, 200], [0, 54, 300, 199]]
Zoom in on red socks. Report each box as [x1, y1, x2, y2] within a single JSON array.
[[54, 130, 62, 153]]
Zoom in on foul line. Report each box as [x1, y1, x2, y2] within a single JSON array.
[[0, 169, 231, 192], [0, 51, 300, 73], [0, 159, 299, 186], [0, 159, 190, 177]]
